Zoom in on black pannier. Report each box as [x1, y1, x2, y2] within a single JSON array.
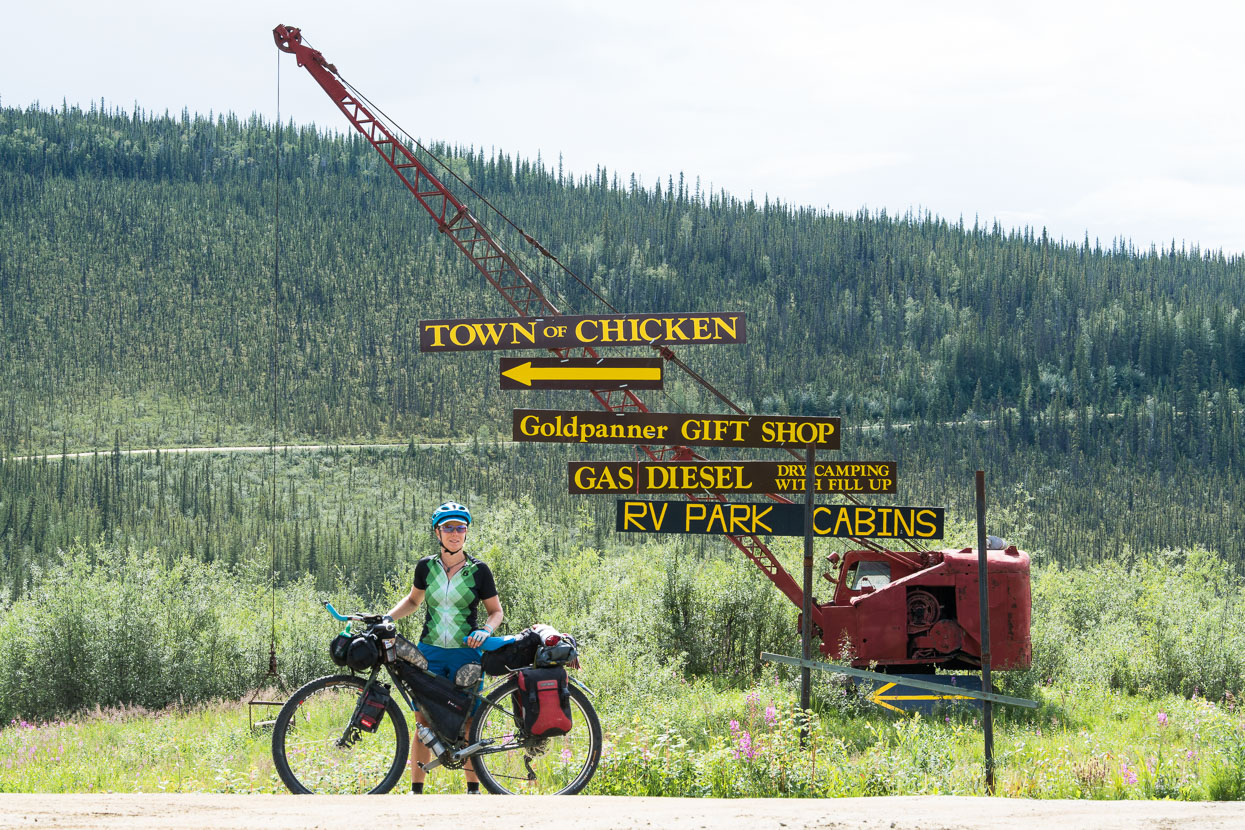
[[481, 628, 541, 676], [394, 661, 474, 740], [353, 684, 391, 733]]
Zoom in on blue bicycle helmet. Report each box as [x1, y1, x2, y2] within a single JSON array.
[[431, 501, 472, 531]]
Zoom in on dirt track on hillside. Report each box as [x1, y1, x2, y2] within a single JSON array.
[[0, 794, 1240, 829]]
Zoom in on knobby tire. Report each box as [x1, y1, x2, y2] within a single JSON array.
[[271, 673, 409, 794], [469, 676, 601, 795]]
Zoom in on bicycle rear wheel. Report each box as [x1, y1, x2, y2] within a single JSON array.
[[271, 673, 409, 794], [469, 676, 601, 795]]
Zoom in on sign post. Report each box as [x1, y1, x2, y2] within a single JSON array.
[[976, 469, 995, 794], [801, 444, 814, 744]]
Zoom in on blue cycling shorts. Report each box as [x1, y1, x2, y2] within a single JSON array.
[[415, 642, 485, 713]]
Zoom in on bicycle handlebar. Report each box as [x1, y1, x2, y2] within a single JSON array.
[[323, 601, 388, 626], [324, 602, 516, 652]]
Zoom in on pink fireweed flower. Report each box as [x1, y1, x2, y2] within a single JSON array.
[[764, 706, 777, 726], [560, 748, 573, 763], [1157, 712, 1168, 726], [1121, 763, 1138, 785], [732, 730, 756, 760], [728, 720, 740, 733]]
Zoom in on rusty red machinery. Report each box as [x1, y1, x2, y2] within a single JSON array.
[[816, 545, 1031, 671], [273, 24, 1032, 674]]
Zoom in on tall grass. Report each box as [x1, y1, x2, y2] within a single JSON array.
[[4, 675, 1244, 799]]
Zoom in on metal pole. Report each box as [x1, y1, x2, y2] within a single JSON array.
[[975, 470, 995, 794], [800, 444, 815, 744]]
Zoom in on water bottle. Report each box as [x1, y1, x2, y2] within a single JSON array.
[[417, 724, 446, 757]]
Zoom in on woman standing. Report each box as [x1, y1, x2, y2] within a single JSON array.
[[386, 501, 503, 793]]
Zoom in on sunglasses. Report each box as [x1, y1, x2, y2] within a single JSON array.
[[438, 524, 468, 533]]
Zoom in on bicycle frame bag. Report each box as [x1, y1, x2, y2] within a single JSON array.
[[395, 662, 473, 740], [516, 667, 572, 738], [354, 684, 391, 733], [481, 628, 541, 676]]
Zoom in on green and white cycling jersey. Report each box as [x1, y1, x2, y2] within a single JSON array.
[[412, 554, 498, 649]]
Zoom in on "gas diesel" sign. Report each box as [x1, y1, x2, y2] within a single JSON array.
[[513, 409, 839, 449], [569, 461, 896, 494], [615, 500, 944, 538]]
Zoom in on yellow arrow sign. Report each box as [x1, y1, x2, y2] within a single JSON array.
[[868, 682, 977, 712], [499, 358, 664, 390], [503, 362, 660, 386]]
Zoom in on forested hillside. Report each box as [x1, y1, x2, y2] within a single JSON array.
[[1, 101, 1243, 600]]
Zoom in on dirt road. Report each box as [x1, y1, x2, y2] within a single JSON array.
[[0, 794, 1239, 830]]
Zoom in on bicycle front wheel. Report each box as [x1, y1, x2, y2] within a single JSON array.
[[469, 676, 601, 795], [271, 673, 409, 794]]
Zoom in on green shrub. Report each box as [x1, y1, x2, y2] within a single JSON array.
[[0, 541, 360, 721], [1025, 547, 1245, 699]]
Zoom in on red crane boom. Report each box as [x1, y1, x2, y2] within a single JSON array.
[[273, 23, 811, 623]]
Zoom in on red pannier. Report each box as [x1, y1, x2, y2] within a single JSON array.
[[515, 667, 572, 737]]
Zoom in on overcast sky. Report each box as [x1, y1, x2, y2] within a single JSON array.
[[3, 1, 1243, 255]]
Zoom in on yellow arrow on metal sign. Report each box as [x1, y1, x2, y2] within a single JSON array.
[[502, 361, 662, 387], [868, 682, 977, 712]]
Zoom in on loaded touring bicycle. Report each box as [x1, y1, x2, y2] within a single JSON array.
[[271, 603, 600, 795]]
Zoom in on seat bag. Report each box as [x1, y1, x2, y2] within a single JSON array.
[[482, 629, 541, 676]]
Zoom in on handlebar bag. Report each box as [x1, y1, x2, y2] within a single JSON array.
[[329, 633, 352, 667], [516, 667, 572, 738], [354, 684, 391, 733], [395, 662, 473, 740], [482, 629, 541, 676], [346, 634, 381, 672]]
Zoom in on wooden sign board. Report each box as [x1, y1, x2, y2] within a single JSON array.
[[615, 499, 944, 539], [569, 461, 896, 494], [420, 312, 745, 352], [500, 358, 662, 390], [512, 409, 840, 449]]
